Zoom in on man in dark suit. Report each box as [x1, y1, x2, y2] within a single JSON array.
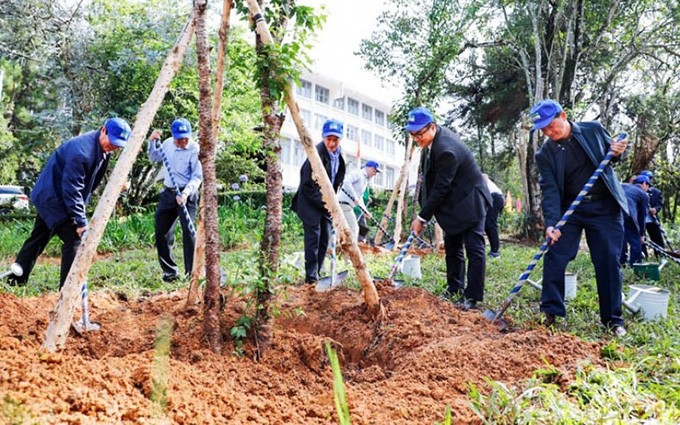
[[407, 107, 492, 310], [532, 99, 629, 336], [621, 175, 650, 266], [291, 119, 346, 284]]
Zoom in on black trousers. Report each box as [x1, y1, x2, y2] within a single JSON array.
[[445, 218, 487, 301], [643, 221, 664, 258], [154, 189, 198, 277], [484, 193, 505, 253], [11, 214, 81, 288], [302, 215, 332, 283]]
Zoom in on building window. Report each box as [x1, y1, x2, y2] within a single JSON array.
[[296, 79, 312, 98], [346, 125, 358, 141], [294, 140, 305, 166], [374, 134, 385, 151], [301, 109, 312, 127], [347, 98, 359, 115], [315, 85, 329, 104], [333, 97, 345, 110], [385, 167, 395, 188], [386, 139, 396, 156], [361, 129, 372, 147], [375, 110, 385, 126], [362, 103, 373, 121], [281, 138, 291, 165], [375, 170, 384, 186], [314, 113, 328, 130]]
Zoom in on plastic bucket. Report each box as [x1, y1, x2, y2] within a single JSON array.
[[401, 255, 422, 279], [564, 272, 577, 300], [632, 262, 660, 281], [628, 284, 670, 321]]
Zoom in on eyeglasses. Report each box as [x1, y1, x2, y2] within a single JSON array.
[[409, 124, 431, 139]]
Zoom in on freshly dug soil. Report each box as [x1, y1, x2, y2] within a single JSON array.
[[0, 284, 602, 424]]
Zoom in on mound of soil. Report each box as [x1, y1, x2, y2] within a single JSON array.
[[0, 285, 603, 424]]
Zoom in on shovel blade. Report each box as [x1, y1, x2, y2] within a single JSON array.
[[482, 309, 509, 331], [315, 270, 349, 292], [72, 320, 101, 336]]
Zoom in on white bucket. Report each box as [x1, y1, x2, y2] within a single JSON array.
[[401, 255, 422, 279], [628, 284, 670, 321], [565, 272, 577, 300]]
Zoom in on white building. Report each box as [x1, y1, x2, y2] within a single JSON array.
[[280, 72, 406, 191]]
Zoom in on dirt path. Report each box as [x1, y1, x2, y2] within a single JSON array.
[[0, 285, 602, 424]]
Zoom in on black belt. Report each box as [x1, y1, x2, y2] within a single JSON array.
[[340, 201, 353, 206], [166, 186, 186, 192]]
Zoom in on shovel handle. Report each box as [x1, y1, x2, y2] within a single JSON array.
[[388, 232, 415, 280]]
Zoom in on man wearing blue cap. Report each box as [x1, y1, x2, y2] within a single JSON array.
[[6, 118, 131, 288], [531, 99, 629, 336], [338, 160, 381, 242], [621, 175, 650, 266], [639, 170, 665, 258], [148, 118, 203, 282], [406, 107, 492, 310], [291, 119, 346, 284]]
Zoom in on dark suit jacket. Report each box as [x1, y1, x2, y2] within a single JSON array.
[[419, 126, 491, 235], [535, 121, 629, 229], [622, 183, 649, 234], [291, 142, 346, 224]]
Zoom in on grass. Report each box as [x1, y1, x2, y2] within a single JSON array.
[[1, 204, 679, 423]]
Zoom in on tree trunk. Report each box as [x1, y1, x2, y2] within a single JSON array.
[[42, 14, 196, 352], [375, 140, 415, 246], [246, 0, 383, 320], [194, 0, 221, 354], [186, 0, 233, 309]]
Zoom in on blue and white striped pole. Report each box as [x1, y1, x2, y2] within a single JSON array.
[[646, 239, 680, 266], [388, 231, 415, 281], [490, 132, 627, 323], [155, 140, 196, 237]]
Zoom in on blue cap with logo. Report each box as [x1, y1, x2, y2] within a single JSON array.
[[171, 118, 192, 139], [322, 119, 344, 139], [104, 117, 132, 148], [633, 175, 651, 185], [640, 170, 654, 179], [363, 160, 382, 173], [530, 99, 563, 130], [404, 107, 434, 132]]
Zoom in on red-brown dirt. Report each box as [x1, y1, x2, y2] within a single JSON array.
[[0, 284, 603, 424]]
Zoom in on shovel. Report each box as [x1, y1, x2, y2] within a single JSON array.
[[383, 214, 434, 250], [0, 263, 23, 280], [484, 132, 627, 330], [374, 231, 416, 288], [316, 229, 348, 292], [71, 280, 101, 335]]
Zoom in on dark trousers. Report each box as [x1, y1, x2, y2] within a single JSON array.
[[643, 221, 664, 257], [445, 218, 486, 301], [11, 214, 81, 288], [302, 215, 331, 283], [155, 189, 197, 277], [484, 193, 505, 253], [620, 217, 643, 266], [541, 199, 624, 327], [357, 214, 369, 242]]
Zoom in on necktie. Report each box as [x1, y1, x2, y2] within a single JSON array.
[[420, 147, 430, 203]]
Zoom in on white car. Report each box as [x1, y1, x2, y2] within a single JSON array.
[[0, 185, 29, 212]]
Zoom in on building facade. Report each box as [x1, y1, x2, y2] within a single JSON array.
[[280, 72, 405, 191]]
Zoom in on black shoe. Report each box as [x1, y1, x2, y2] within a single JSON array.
[[455, 297, 478, 311], [162, 273, 180, 282], [6, 277, 26, 287], [543, 312, 556, 327]]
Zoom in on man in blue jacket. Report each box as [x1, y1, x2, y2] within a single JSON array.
[[291, 119, 346, 284], [639, 170, 665, 258], [407, 107, 492, 310], [6, 118, 131, 288], [621, 175, 650, 266], [532, 99, 628, 336]]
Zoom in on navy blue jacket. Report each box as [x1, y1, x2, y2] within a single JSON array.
[[648, 187, 663, 211], [31, 130, 111, 229], [419, 126, 491, 235], [622, 183, 649, 234], [535, 121, 628, 228], [291, 142, 346, 224]]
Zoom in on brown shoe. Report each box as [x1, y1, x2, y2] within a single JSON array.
[[543, 312, 556, 327]]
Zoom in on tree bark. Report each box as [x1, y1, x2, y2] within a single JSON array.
[[375, 140, 415, 246], [42, 14, 196, 352], [194, 0, 221, 354], [246, 0, 383, 320]]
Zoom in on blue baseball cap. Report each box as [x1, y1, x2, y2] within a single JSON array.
[[404, 107, 434, 132], [104, 117, 131, 148], [640, 170, 654, 179], [530, 99, 563, 130], [322, 119, 343, 138], [171, 118, 192, 139], [363, 160, 382, 173], [633, 175, 651, 185]]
